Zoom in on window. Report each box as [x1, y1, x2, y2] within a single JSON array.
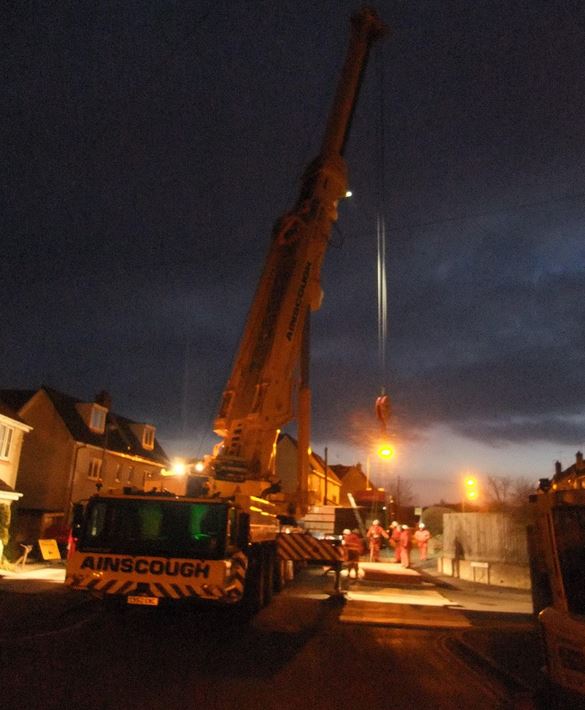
[[89, 406, 106, 433], [114, 464, 121, 483], [127, 466, 134, 484], [142, 426, 155, 450], [0, 424, 14, 460], [88, 458, 102, 480], [79, 499, 228, 558]]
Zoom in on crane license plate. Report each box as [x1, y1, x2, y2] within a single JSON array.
[[127, 595, 159, 606]]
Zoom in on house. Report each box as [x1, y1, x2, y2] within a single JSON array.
[[553, 451, 585, 489], [273, 433, 342, 511], [330, 463, 369, 506], [0, 386, 169, 546], [0, 399, 32, 558]]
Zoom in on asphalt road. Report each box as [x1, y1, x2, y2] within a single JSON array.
[[0, 561, 560, 710]]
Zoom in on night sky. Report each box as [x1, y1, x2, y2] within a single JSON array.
[[3, 1, 585, 503]]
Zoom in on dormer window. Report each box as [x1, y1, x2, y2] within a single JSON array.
[[76, 401, 109, 433], [0, 423, 14, 460], [89, 405, 107, 434], [129, 422, 156, 451], [142, 426, 155, 450]]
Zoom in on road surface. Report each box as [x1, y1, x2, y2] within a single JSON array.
[[0, 561, 555, 709]]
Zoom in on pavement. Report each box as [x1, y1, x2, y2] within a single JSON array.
[[0, 561, 67, 592]]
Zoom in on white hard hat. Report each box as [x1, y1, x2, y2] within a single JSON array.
[[343, 528, 351, 535], [372, 519, 380, 526], [402, 524, 409, 529], [419, 522, 425, 528]]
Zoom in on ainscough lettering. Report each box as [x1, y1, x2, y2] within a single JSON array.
[[80, 556, 210, 579]]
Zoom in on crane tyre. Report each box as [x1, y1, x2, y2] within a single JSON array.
[[273, 556, 284, 593], [263, 544, 274, 606], [242, 548, 265, 615]]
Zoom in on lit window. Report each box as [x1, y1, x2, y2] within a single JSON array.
[[142, 427, 155, 450], [88, 458, 102, 480], [89, 407, 106, 433], [0, 424, 14, 460]]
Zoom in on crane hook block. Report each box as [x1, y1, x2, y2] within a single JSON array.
[[375, 394, 391, 431]]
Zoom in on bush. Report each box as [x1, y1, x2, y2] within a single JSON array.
[[0, 504, 11, 547], [421, 506, 454, 537]]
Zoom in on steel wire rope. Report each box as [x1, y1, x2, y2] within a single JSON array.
[[376, 42, 389, 394]]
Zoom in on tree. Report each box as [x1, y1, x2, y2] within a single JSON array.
[[421, 506, 453, 537], [0, 503, 11, 563], [511, 477, 537, 507], [486, 475, 514, 510], [485, 475, 537, 514], [386, 476, 415, 510]]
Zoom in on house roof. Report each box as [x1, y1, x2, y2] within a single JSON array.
[[0, 386, 169, 467], [0, 478, 16, 493], [554, 451, 585, 486], [0, 395, 32, 425], [330, 463, 366, 482]]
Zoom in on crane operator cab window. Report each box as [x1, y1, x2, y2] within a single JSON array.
[[80, 498, 228, 559]]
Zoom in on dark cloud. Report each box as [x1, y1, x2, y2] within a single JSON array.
[[2, 1, 585, 468]]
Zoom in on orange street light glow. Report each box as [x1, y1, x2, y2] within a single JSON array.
[[377, 444, 395, 459], [464, 476, 479, 500]]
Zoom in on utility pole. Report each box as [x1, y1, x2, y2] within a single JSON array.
[[323, 446, 328, 504]]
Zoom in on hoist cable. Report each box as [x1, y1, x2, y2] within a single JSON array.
[[375, 45, 388, 390], [377, 216, 387, 379]]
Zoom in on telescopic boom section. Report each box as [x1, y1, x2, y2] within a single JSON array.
[[212, 8, 387, 483]]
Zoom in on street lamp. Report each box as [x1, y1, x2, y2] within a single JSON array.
[[366, 442, 395, 489], [462, 475, 479, 511], [377, 443, 395, 459], [465, 477, 478, 500]]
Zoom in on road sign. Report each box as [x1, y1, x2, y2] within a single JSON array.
[[38, 538, 61, 560]]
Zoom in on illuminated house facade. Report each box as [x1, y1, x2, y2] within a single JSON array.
[[274, 433, 341, 510], [0, 386, 169, 545], [0, 400, 32, 558]]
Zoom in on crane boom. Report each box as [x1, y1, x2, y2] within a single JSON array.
[[211, 8, 387, 487]]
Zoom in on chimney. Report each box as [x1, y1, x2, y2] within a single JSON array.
[[577, 451, 584, 471], [554, 461, 562, 477], [95, 390, 112, 411]]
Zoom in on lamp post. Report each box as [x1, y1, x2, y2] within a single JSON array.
[[366, 454, 371, 490], [365, 442, 395, 491], [65, 442, 87, 523]]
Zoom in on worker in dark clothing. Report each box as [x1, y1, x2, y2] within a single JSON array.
[[399, 525, 413, 568], [342, 528, 363, 581]]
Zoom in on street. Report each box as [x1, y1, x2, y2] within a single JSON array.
[[0, 561, 556, 710]]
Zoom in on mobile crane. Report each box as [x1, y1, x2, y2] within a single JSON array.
[[65, 8, 387, 611], [210, 7, 386, 500], [528, 470, 585, 698]]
